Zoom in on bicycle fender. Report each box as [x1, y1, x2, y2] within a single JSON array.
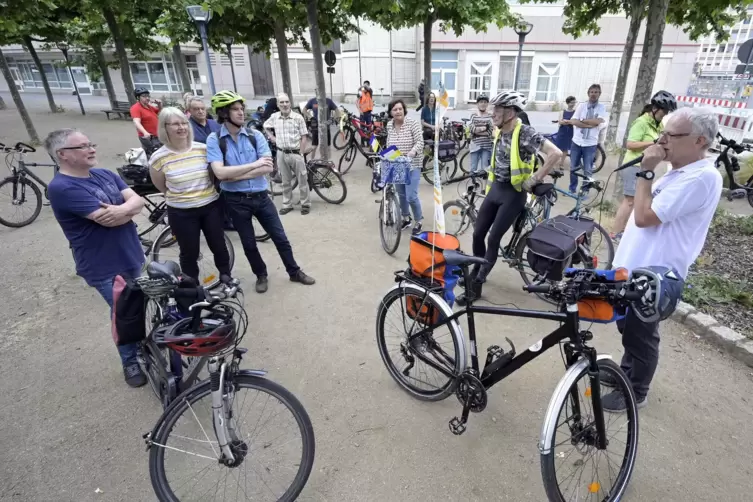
[[538, 354, 613, 455]]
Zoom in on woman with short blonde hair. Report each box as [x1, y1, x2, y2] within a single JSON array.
[[149, 107, 233, 283]]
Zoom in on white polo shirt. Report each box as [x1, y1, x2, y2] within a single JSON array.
[[572, 101, 607, 148], [613, 158, 722, 279]]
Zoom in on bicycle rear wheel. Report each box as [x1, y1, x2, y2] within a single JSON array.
[[564, 213, 615, 271], [379, 190, 401, 255], [311, 165, 347, 204], [0, 176, 42, 228], [333, 127, 351, 150], [443, 200, 475, 236], [458, 151, 470, 174], [593, 144, 606, 173], [422, 157, 458, 185], [151, 226, 235, 289], [338, 143, 357, 175], [540, 358, 639, 501], [134, 194, 168, 248], [376, 283, 465, 401], [149, 374, 315, 502]]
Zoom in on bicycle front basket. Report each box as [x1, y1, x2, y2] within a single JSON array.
[[381, 159, 410, 185]]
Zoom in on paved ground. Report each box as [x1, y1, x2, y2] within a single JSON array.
[[1, 103, 753, 501]]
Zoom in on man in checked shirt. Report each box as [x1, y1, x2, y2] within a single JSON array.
[[264, 93, 314, 215]]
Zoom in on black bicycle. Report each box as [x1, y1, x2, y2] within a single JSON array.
[[269, 157, 347, 204], [0, 142, 59, 228], [376, 259, 665, 500], [714, 132, 753, 207]]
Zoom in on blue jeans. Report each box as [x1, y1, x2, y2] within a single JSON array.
[[569, 143, 597, 193], [88, 267, 143, 367], [470, 148, 492, 174], [396, 167, 423, 222]]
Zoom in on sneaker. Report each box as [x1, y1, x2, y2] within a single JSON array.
[[301, 207, 311, 215], [401, 217, 413, 230], [290, 270, 316, 285], [602, 390, 647, 413], [255, 276, 269, 294], [279, 207, 294, 215], [124, 363, 147, 388], [599, 371, 618, 388], [412, 221, 423, 235]]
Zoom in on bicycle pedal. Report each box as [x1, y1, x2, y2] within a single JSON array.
[[449, 417, 467, 435]]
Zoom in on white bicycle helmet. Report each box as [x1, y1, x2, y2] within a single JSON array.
[[490, 90, 527, 111]]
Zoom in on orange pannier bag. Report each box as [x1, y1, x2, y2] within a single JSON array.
[[405, 232, 461, 324]]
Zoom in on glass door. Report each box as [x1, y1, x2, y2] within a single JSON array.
[[189, 68, 204, 96], [9, 68, 24, 92], [468, 62, 492, 102], [430, 69, 457, 108], [70, 67, 92, 95]]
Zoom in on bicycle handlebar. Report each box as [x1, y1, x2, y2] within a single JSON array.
[[523, 283, 551, 294], [445, 171, 488, 185], [14, 142, 36, 153]]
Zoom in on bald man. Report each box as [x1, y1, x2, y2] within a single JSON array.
[[264, 93, 313, 215]]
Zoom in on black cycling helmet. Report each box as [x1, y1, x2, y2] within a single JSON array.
[[134, 87, 150, 98], [650, 90, 677, 113], [476, 94, 489, 103]]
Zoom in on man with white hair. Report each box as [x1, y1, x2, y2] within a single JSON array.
[[186, 97, 221, 144], [264, 92, 314, 215], [45, 129, 147, 388], [602, 106, 722, 412]]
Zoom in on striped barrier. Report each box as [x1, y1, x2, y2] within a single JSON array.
[[677, 95, 746, 108], [713, 113, 749, 149]]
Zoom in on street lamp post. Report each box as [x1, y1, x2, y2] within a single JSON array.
[[513, 21, 533, 92], [223, 36, 237, 92], [56, 42, 86, 115], [186, 5, 216, 95]]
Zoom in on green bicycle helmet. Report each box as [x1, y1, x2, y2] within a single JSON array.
[[211, 90, 245, 114]]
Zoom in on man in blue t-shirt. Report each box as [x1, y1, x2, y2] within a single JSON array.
[[187, 97, 221, 144], [206, 91, 315, 294], [45, 129, 147, 388], [304, 95, 338, 159]]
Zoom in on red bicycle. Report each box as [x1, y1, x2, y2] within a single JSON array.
[[336, 107, 389, 174]]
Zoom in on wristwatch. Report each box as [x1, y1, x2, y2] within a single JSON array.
[[636, 170, 655, 181]]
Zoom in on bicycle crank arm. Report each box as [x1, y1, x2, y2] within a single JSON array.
[[449, 399, 472, 435]]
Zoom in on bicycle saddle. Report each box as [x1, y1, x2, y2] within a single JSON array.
[[461, 118, 471, 122], [146, 261, 182, 281], [443, 250, 488, 268], [533, 183, 555, 197]]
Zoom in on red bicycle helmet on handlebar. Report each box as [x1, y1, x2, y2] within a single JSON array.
[[152, 307, 237, 356]]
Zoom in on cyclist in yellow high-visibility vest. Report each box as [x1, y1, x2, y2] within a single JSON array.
[[458, 90, 563, 304]]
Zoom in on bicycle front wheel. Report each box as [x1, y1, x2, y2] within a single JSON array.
[[333, 127, 351, 150], [564, 213, 615, 271], [0, 176, 42, 228], [422, 157, 458, 185], [593, 144, 607, 173], [458, 151, 470, 174], [338, 143, 357, 175], [151, 226, 235, 289], [311, 165, 347, 204], [149, 374, 316, 502], [540, 358, 639, 501], [379, 190, 401, 255], [443, 200, 474, 236]]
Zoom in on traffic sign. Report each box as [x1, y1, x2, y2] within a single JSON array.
[[324, 50, 336, 67], [738, 39, 753, 64], [326, 66, 335, 74], [735, 64, 753, 75]]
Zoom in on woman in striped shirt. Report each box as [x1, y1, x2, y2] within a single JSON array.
[[386, 99, 425, 234], [149, 107, 233, 284]]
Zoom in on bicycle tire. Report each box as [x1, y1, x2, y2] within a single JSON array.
[[333, 127, 351, 150], [540, 358, 639, 501], [564, 212, 615, 270], [746, 174, 753, 208], [458, 151, 470, 174], [592, 144, 606, 173], [338, 143, 357, 175], [513, 229, 558, 305], [379, 191, 401, 255], [443, 200, 475, 236], [422, 156, 458, 185], [151, 226, 235, 289], [311, 165, 347, 204], [0, 176, 42, 228], [376, 283, 465, 401], [149, 373, 316, 502]]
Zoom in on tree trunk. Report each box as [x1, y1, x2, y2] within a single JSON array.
[[0, 95, 6, 110], [102, 6, 135, 105], [93, 45, 117, 109], [605, 0, 646, 151], [423, 17, 433, 93], [0, 48, 39, 144], [274, 21, 293, 99], [306, 0, 330, 160], [624, 0, 670, 139], [23, 36, 57, 114], [172, 44, 192, 93]]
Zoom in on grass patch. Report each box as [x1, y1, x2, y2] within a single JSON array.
[[711, 208, 753, 235], [684, 274, 753, 309], [592, 198, 617, 216]]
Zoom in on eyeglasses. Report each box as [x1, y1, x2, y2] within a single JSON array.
[[658, 132, 691, 139], [166, 122, 188, 128], [60, 143, 97, 151]]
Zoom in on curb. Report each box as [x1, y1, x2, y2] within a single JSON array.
[[670, 301, 753, 368]]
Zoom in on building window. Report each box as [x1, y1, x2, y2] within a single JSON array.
[[13, 61, 73, 89], [499, 55, 532, 93], [130, 57, 181, 93], [468, 62, 493, 101], [297, 60, 316, 94], [535, 63, 560, 102]]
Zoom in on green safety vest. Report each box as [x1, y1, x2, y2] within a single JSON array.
[[487, 119, 536, 194]]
